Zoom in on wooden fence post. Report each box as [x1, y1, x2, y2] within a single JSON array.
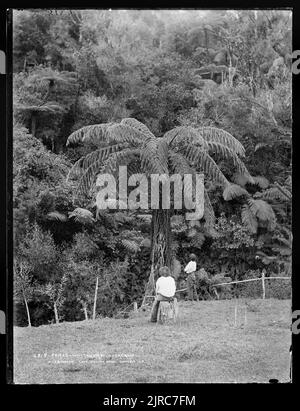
[[133, 302, 138, 312], [53, 301, 59, 324], [93, 276, 99, 321], [234, 300, 238, 327], [262, 272, 266, 300]]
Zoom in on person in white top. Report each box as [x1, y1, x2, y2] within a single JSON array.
[[184, 259, 197, 275], [150, 266, 176, 322], [184, 254, 197, 300]]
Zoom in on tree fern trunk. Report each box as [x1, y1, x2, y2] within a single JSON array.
[[31, 113, 37, 137], [143, 209, 172, 298]]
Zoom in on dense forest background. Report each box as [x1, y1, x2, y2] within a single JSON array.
[[13, 9, 292, 326]]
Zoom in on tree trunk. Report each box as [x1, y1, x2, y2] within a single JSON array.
[[143, 209, 172, 298], [93, 276, 99, 321], [53, 301, 59, 324], [31, 113, 37, 137], [23, 292, 31, 328]]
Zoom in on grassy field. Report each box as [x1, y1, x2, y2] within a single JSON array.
[[14, 298, 291, 384]]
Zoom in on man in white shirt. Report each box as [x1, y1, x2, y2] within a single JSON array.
[[184, 254, 197, 300], [150, 266, 176, 322]]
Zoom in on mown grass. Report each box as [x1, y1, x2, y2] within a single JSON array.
[[13, 298, 291, 384]]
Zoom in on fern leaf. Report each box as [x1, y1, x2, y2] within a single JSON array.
[[108, 123, 147, 145], [223, 184, 249, 201], [254, 142, 271, 151], [68, 208, 95, 224], [120, 239, 141, 253], [81, 144, 128, 170], [232, 173, 250, 187], [66, 157, 85, 181], [67, 144, 126, 182], [157, 138, 169, 173], [247, 199, 276, 223], [77, 149, 139, 194], [272, 245, 291, 256], [46, 211, 68, 222], [168, 150, 194, 175], [207, 141, 254, 183], [204, 190, 216, 233], [185, 147, 229, 187], [197, 127, 245, 157], [260, 186, 290, 202], [140, 137, 162, 174], [241, 204, 258, 234], [190, 231, 206, 248], [273, 182, 292, 201], [164, 126, 208, 149], [66, 123, 114, 146], [120, 118, 156, 139], [251, 176, 269, 189]]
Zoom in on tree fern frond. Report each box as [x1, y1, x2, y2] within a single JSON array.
[[197, 127, 245, 157], [68, 208, 95, 224], [259, 186, 291, 202], [190, 231, 206, 248], [285, 176, 292, 191], [127, 160, 143, 177], [223, 184, 249, 201], [241, 204, 258, 234], [96, 199, 127, 215], [274, 237, 291, 248], [168, 150, 194, 175], [78, 149, 140, 194], [251, 176, 269, 189], [254, 142, 270, 152], [103, 149, 140, 180], [157, 138, 169, 173], [67, 144, 128, 182], [204, 190, 216, 232], [66, 157, 85, 181], [272, 245, 291, 256], [232, 173, 250, 187], [207, 141, 254, 183], [66, 123, 114, 146], [120, 118, 156, 139], [81, 144, 128, 170], [120, 239, 141, 253], [273, 182, 292, 201], [140, 137, 162, 174], [107, 123, 147, 145], [164, 126, 208, 149], [46, 211, 68, 222], [15, 102, 64, 114], [278, 226, 292, 239], [185, 146, 229, 187], [247, 199, 276, 223]]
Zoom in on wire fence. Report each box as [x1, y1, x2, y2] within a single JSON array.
[[212, 274, 291, 300], [139, 274, 291, 309]]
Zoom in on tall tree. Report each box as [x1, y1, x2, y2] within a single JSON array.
[[66, 118, 253, 295]]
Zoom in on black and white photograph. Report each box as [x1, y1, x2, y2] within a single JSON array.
[[12, 8, 292, 384]]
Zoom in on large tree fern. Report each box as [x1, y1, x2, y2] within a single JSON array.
[[66, 118, 253, 295]]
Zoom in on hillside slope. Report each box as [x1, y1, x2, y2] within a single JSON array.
[[14, 299, 291, 383]]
